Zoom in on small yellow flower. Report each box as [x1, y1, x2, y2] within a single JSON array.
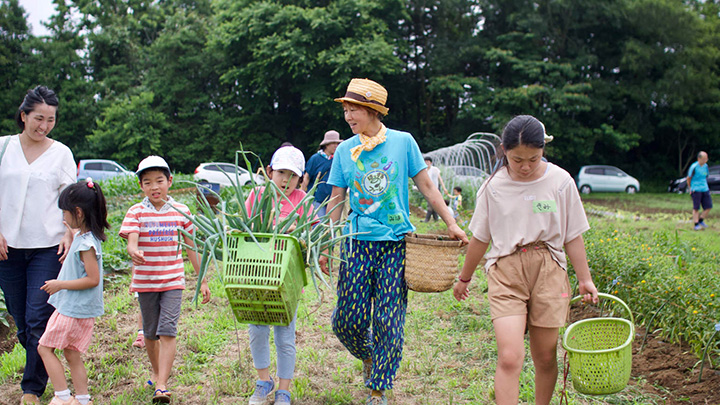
[[674, 276, 680, 280], [613, 290, 618, 294], [692, 247, 696, 251], [711, 294, 716, 298], [641, 280, 646, 284], [678, 286, 682, 290], [649, 263, 653, 267], [600, 240, 604, 243], [614, 229, 618, 233], [614, 237, 619, 241], [693, 310, 698, 314]]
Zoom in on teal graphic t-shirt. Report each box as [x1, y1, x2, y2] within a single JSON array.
[[328, 129, 427, 241]]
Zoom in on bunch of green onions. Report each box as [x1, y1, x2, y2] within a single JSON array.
[[175, 148, 353, 303]]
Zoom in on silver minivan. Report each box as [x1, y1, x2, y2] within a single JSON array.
[[576, 165, 640, 194], [77, 159, 134, 181]]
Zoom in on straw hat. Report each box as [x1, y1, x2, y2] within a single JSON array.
[[334, 78, 389, 116], [319, 130, 343, 146]]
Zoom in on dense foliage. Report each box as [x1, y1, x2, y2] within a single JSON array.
[[2, 0, 720, 181]]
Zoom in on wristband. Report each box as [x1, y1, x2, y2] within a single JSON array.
[[458, 276, 472, 283]]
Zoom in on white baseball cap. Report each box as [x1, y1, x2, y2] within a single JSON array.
[[136, 155, 170, 176], [270, 146, 305, 177]]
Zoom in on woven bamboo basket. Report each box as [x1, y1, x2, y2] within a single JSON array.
[[404, 233, 463, 292]]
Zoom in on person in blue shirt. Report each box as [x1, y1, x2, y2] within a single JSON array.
[[319, 78, 468, 405], [301, 130, 343, 217], [687, 151, 712, 231]]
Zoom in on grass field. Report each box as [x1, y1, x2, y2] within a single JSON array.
[[0, 191, 716, 404]]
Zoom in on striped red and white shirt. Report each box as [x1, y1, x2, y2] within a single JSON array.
[[119, 197, 194, 292]]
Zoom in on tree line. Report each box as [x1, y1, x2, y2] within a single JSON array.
[[2, 0, 720, 183]]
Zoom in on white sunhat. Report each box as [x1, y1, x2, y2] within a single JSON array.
[[136, 155, 170, 176], [270, 146, 305, 177]]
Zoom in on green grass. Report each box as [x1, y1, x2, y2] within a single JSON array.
[[0, 191, 714, 403]]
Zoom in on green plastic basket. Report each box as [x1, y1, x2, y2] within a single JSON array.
[[562, 293, 635, 395], [222, 232, 307, 326]]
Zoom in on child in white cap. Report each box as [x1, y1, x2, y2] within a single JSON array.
[[243, 145, 309, 405], [119, 155, 211, 404]]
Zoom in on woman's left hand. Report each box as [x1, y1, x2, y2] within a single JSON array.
[[447, 223, 469, 245], [57, 222, 74, 263]]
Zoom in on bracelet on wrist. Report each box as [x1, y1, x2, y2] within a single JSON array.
[[458, 276, 472, 283]]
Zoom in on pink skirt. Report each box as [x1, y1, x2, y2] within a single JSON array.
[[39, 311, 95, 353]]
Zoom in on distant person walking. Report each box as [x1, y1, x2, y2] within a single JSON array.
[[302, 130, 343, 217], [423, 157, 448, 222], [688, 151, 712, 230]]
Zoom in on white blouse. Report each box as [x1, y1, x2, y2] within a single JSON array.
[[0, 135, 76, 248]]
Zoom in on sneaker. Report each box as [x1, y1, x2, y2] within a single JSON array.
[[700, 221, 709, 228], [362, 358, 373, 383], [694, 224, 703, 231], [366, 394, 388, 405], [248, 378, 275, 405], [133, 332, 145, 348], [274, 390, 291, 405]]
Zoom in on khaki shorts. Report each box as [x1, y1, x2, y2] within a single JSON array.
[[487, 243, 570, 328]]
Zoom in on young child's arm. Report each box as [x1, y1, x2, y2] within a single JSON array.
[[42, 248, 100, 295], [565, 235, 599, 304], [183, 233, 211, 304], [126, 233, 146, 265], [453, 237, 489, 301]]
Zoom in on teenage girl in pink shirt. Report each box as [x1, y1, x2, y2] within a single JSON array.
[[453, 115, 599, 405]]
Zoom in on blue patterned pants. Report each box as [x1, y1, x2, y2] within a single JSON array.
[[331, 239, 407, 390]]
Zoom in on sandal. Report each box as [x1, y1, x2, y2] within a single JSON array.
[[152, 389, 171, 404]]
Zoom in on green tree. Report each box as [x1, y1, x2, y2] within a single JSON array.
[[89, 91, 168, 168], [0, 0, 32, 134], [210, 0, 405, 161]]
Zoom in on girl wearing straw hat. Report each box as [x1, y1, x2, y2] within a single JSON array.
[[452, 115, 599, 405], [320, 78, 468, 404]]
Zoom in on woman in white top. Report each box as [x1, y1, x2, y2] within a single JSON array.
[[0, 86, 76, 404]]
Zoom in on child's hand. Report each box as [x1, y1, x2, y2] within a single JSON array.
[[200, 280, 211, 304], [578, 279, 599, 304], [129, 249, 146, 265], [41, 279, 64, 295], [319, 255, 330, 275], [453, 280, 470, 301]]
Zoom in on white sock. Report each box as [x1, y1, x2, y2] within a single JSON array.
[[55, 389, 71, 401], [75, 394, 91, 404], [138, 329, 144, 335]]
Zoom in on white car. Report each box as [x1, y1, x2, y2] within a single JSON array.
[[576, 165, 640, 194], [193, 162, 265, 187]]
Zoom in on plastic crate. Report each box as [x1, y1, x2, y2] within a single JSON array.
[[222, 232, 307, 326]]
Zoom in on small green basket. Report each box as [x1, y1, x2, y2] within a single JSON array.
[[562, 293, 634, 395], [222, 232, 307, 326]]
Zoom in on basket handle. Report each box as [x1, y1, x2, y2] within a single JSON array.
[[569, 292, 634, 325]]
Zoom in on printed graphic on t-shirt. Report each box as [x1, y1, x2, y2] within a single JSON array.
[[146, 220, 181, 242], [352, 155, 401, 222]]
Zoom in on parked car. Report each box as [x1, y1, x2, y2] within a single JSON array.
[[576, 165, 640, 194], [668, 165, 720, 193], [193, 162, 265, 187], [77, 159, 134, 181]]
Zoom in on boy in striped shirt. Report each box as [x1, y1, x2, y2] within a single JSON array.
[[119, 155, 211, 404]]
